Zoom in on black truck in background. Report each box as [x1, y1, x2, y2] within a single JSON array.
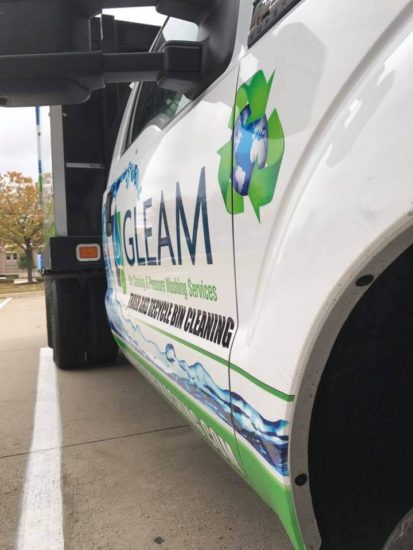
[[43, 15, 159, 368], [0, 0, 231, 367]]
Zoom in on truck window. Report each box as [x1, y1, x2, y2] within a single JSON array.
[[127, 17, 198, 147]]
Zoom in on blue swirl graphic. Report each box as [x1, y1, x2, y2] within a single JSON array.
[[105, 163, 139, 271], [111, 162, 140, 201]]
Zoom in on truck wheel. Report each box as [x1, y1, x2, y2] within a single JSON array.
[[86, 280, 118, 365], [51, 278, 86, 369], [384, 509, 413, 550], [44, 278, 53, 348]]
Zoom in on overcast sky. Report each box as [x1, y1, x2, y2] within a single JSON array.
[[0, 8, 165, 181]]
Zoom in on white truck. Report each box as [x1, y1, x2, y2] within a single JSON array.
[[1, 1, 413, 548]]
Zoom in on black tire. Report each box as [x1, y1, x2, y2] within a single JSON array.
[[44, 277, 53, 348], [384, 509, 413, 550], [86, 279, 118, 365], [51, 278, 86, 369]]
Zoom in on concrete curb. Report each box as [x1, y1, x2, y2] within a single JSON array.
[[0, 291, 44, 299]]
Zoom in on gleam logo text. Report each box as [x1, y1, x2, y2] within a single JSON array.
[[114, 167, 213, 268]]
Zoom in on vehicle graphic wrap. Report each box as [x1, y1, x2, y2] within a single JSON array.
[[102, 71, 303, 547], [218, 70, 285, 220], [103, 169, 289, 475], [107, 285, 289, 476]]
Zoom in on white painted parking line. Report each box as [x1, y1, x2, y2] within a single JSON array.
[[17, 348, 64, 550], [0, 297, 12, 310]]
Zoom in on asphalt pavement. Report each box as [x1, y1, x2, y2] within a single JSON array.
[[0, 293, 292, 550]]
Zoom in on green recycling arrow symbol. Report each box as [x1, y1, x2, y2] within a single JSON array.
[[217, 70, 285, 221]]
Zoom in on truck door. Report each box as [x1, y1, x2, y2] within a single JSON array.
[[103, 16, 244, 474]]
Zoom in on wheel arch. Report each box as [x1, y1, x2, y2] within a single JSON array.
[[289, 218, 413, 549]]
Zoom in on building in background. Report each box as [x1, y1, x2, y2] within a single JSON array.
[[0, 247, 39, 278], [0, 248, 19, 276]]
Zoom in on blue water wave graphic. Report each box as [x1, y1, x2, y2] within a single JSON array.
[[104, 285, 289, 476]]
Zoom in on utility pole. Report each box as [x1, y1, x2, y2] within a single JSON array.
[[35, 106, 43, 205]]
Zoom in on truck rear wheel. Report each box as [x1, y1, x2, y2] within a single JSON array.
[[86, 280, 118, 365], [51, 278, 86, 369]]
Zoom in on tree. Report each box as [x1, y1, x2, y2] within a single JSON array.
[[0, 172, 43, 283]]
